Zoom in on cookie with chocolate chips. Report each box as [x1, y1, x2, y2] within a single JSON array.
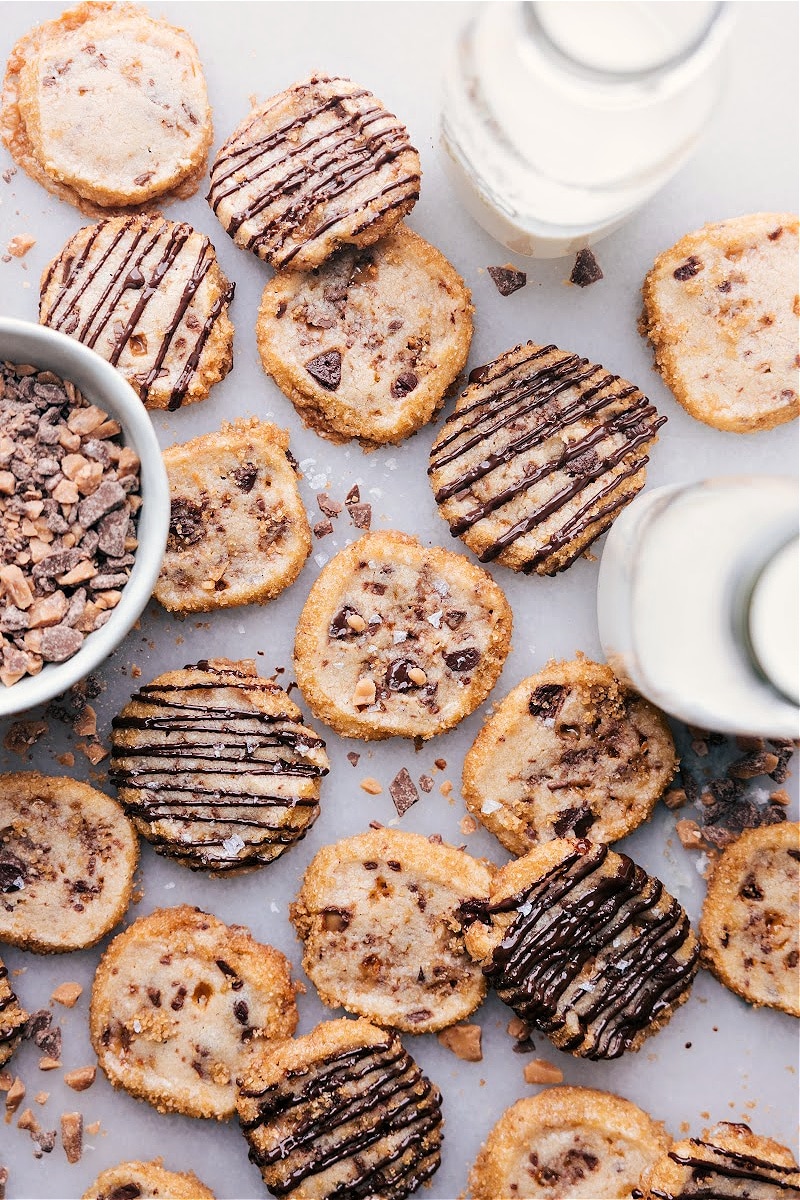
[[256, 224, 473, 446], [468, 1086, 670, 1200], [155, 420, 310, 612], [40, 214, 234, 412], [208, 74, 420, 271], [110, 659, 329, 873], [0, 772, 138, 953], [89, 904, 298, 1120], [428, 341, 665, 575], [82, 1160, 216, 1200], [700, 821, 800, 1016], [290, 828, 493, 1033], [0, 954, 28, 1066], [238, 1018, 443, 1199], [463, 657, 677, 856], [463, 839, 699, 1060], [293, 530, 512, 741], [640, 1122, 800, 1200]]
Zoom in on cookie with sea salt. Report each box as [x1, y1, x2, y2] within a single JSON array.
[[641, 213, 800, 432], [290, 828, 493, 1033], [699, 821, 799, 1016], [0, 772, 138, 953], [89, 904, 298, 1120], [2, 2, 211, 213], [155, 419, 310, 611], [463, 657, 677, 856], [40, 214, 234, 412], [463, 839, 699, 1059], [428, 342, 665, 575], [640, 1122, 800, 1200], [82, 1160, 216, 1200], [238, 1018, 443, 1200], [110, 659, 329, 873], [0, 955, 28, 1066], [208, 74, 420, 271], [256, 225, 473, 446], [468, 1086, 670, 1200], [293, 530, 512, 741]]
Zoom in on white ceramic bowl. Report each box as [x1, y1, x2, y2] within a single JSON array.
[[0, 317, 169, 718]]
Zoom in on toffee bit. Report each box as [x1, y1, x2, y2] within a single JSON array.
[[436, 1023, 483, 1061], [389, 768, 419, 817], [524, 1058, 564, 1084], [360, 777, 382, 795], [313, 519, 334, 539], [570, 247, 604, 287], [346, 751, 360, 767], [487, 264, 527, 296]]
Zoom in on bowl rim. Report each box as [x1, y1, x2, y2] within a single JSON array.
[[0, 317, 169, 718]]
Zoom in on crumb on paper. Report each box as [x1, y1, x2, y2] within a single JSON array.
[[439, 779, 453, 797], [61, 1111, 83, 1163], [64, 1066, 95, 1093], [346, 751, 360, 767], [436, 1024, 483, 1061], [51, 982, 82, 1008], [359, 776, 382, 795], [6, 234, 35, 259], [3, 720, 48, 755], [460, 814, 477, 835], [418, 774, 433, 793], [4, 1077, 24, 1121]]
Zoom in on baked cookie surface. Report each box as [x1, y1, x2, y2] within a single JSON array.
[[290, 828, 493, 1033], [641, 213, 800, 432], [640, 1121, 800, 1200], [2, 2, 211, 213], [293, 530, 512, 741], [463, 657, 677, 856], [428, 342, 665, 574], [82, 1160, 216, 1200], [155, 420, 310, 611], [40, 214, 234, 412], [256, 225, 473, 446], [463, 839, 699, 1059], [110, 659, 329, 873], [700, 821, 799, 1016], [468, 1086, 670, 1200], [238, 1017, 443, 1199], [0, 772, 138, 953], [90, 904, 298, 1120], [0, 955, 28, 1067], [208, 74, 420, 270]]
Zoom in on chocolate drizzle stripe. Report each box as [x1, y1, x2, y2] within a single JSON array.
[[443, 345, 559, 425], [52, 219, 155, 342], [136, 245, 214, 395], [104, 225, 192, 359], [649, 1138, 800, 1199], [82, 223, 170, 350], [42, 219, 108, 323]]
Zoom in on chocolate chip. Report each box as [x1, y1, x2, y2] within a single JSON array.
[[443, 647, 480, 672], [168, 498, 205, 548], [673, 256, 703, 281], [443, 610, 466, 630], [108, 1187, 142, 1200], [468, 364, 490, 385], [322, 908, 351, 932], [232, 463, 258, 492], [528, 683, 566, 720], [570, 248, 604, 287], [487, 264, 527, 296], [123, 267, 145, 289], [329, 605, 361, 639], [389, 767, 419, 817], [391, 371, 419, 398], [553, 806, 596, 838], [386, 658, 422, 692], [305, 350, 342, 390], [233, 999, 249, 1025], [0, 850, 27, 892]]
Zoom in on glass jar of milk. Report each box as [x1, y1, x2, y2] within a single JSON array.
[[441, 1, 735, 257]]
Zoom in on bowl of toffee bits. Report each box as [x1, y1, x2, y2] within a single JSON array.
[[0, 318, 169, 716]]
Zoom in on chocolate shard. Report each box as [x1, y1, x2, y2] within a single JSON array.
[[673, 255, 703, 281], [570, 248, 604, 288], [488, 264, 527, 296], [305, 350, 342, 390], [389, 767, 420, 817]]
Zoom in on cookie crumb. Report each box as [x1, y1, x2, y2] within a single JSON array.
[[676, 818, 704, 849], [73, 704, 97, 737], [85, 1120, 101, 1135], [51, 982, 82, 1008], [663, 787, 687, 810], [487, 264, 527, 296], [460, 814, 477, 835], [56, 752, 75, 767], [570, 247, 603, 287], [64, 1067, 95, 1093], [360, 777, 382, 795], [436, 1024, 482, 1061], [61, 1111, 83, 1163], [6, 234, 35, 258], [4, 1077, 24, 1121], [523, 1058, 564, 1084], [389, 768, 419, 817], [439, 780, 453, 797]]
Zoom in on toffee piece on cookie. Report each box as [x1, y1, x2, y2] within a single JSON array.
[[0, 955, 28, 1067], [640, 1122, 800, 1200]]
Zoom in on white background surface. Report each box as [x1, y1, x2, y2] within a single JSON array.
[[0, 3, 798, 1198]]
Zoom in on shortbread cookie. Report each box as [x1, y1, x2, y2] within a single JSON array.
[[469, 1087, 670, 1200], [40, 214, 234, 412], [463, 839, 699, 1059], [428, 342, 665, 575], [700, 822, 799, 1016], [641, 214, 800, 432], [208, 74, 420, 271], [90, 904, 298, 1119], [110, 659, 328, 873], [238, 1018, 443, 1199], [0, 772, 138, 953], [463, 658, 677, 856], [82, 1160, 216, 1200], [641, 1122, 800, 1200], [294, 530, 512, 741], [290, 828, 493, 1033], [2, 2, 211, 213], [256, 225, 473, 446], [155, 420, 310, 611], [0, 956, 28, 1067]]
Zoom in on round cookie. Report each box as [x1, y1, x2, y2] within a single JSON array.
[[463, 839, 699, 1060], [0, 955, 28, 1067], [289, 828, 493, 1033], [110, 658, 329, 873], [90, 904, 298, 1120], [40, 214, 234, 412], [640, 1121, 800, 1200], [256, 225, 473, 446], [208, 74, 420, 271], [463, 657, 677, 856], [2, 2, 212, 213], [468, 1086, 670, 1200], [699, 821, 799, 1016], [0, 772, 138, 953], [428, 342, 666, 575], [641, 213, 800, 433], [82, 1160, 216, 1200], [155, 420, 310, 612], [293, 530, 512, 741], [238, 1017, 443, 1200]]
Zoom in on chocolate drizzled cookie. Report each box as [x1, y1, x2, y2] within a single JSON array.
[[641, 1122, 800, 1200], [463, 839, 699, 1060], [238, 1018, 443, 1200], [110, 659, 329, 873], [428, 342, 666, 575], [0, 956, 28, 1066]]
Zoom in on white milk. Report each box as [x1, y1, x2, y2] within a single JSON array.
[[441, 1, 734, 257]]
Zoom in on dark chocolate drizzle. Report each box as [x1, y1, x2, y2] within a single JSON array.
[[649, 1135, 800, 1199]]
